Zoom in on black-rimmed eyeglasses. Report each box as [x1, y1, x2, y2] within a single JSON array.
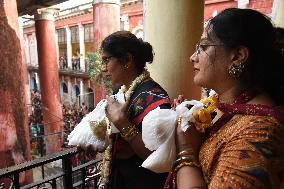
[[195, 43, 224, 56]]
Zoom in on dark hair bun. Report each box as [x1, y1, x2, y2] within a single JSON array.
[[101, 31, 155, 73], [140, 40, 154, 64]]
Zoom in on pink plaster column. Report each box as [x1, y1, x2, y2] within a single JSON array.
[[93, 0, 120, 51], [34, 8, 63, 154], [0, 0, 33, 185], [92, 0, 120, 104]]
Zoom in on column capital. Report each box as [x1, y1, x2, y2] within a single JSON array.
[[34, 8, 60, 21], [78, 23, 84, 30], [93, 0, 120, 5]]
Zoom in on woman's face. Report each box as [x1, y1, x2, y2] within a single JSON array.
[[101, 51, 126, 86], [190, 30, 232, 91]]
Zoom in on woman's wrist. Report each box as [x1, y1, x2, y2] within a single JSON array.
[[113, 115, 130, 131], [121, 125, 139, 142], [177, 146, 199, 158], [173, 147, 201, 172], [118, 121, 139, 142], [177, 166, 207, 189]]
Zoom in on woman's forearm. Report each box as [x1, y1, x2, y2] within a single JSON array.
[[177, 166, 207, 189], [114, 120, 151, 159], [128, 133, 151, 159]]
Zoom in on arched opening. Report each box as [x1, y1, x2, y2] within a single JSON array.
[[72, 85, 80, 106], [86, 88, 94, 111], [60, 82, 68, 94], [30, 76, 37, 91]]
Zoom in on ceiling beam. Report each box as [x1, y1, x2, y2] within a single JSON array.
[[17, 0, 69, 16]]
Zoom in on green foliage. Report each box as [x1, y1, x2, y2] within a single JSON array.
[[86, 51, 113, 94], [87, 51, 102, 78]]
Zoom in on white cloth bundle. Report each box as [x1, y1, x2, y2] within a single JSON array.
[[141, 100, 204, 173], [67, 94, 124, 151]]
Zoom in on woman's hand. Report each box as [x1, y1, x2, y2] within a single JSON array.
[[77, 144, 98, 160], [175, 120, 207, 189], [176, 120, 204, 157], [172, 94, 185, 110], [105, 96, 130, 131]]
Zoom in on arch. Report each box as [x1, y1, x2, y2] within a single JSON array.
[[86, 88, 94, 110], [60, 82, 68, 94], [71, 85, 80, 104]]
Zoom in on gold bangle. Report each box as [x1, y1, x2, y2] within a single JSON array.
[[178, 148, 195, 157], [121, 126, 135, 137], [125, 129, 139, 142], [173, 156, 200, 169], [174, 161, 201, 172], [120, 124, 139, 142], [121, 124, 134, 136]]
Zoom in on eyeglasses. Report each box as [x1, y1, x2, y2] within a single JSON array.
[[101, 56, 114, 65], [195, 43, 224, 56]]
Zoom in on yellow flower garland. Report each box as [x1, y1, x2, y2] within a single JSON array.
[[118, 69, 150, 99], [193, 94, 218, 130], [100, 69, 150, 186]]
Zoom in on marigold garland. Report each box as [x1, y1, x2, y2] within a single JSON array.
[[193, 94, 218, 131], [118, 69, 150, 99], [100, 69, 150, 186]]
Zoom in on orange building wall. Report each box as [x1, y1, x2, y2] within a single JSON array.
[[23, 0, 274, 107]]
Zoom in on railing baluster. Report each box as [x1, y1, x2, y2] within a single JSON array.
[[14, 173, 20, 189], [81, 167, 86, 189], [62, 155, 73, 189], [51, 179, 57, 189]]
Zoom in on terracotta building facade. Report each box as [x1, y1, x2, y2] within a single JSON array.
[[23, 0, 144, 111], [23, 0, 275, 110], [1, 0, 283, 185], [21, 0, 278, 154]]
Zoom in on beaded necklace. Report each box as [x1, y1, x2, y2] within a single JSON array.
[[206, 89, 284, 139], [164, 88, 284, 189]]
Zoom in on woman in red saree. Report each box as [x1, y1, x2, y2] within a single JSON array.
[[168, 8, 284, 189]]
